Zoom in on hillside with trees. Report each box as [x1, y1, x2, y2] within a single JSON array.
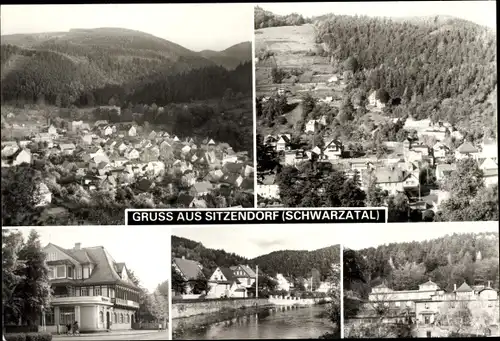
[[344, 232, 500, 307], [1, 28, 252, 109], [199, 41, 252, 70], [313, 14, 497, 138], [171, 235, 340, 280], [254, 6, 310, 29]]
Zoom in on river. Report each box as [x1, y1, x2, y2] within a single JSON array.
[[173, 305, 337, 339]]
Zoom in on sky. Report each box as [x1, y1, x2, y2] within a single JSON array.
[[172, 221, 498, 257], [0, 4, 253, 51], [258, 1, 496, 30], [14, 226, 170, 292]]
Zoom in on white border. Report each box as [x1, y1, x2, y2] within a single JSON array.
[[340, 243, 344, 339], [125, 207, 389, 225], [251, 4, 258, 209]]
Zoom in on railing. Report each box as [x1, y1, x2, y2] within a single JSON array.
[[113, 298, 140, 308], [172, 297, 267, 304]]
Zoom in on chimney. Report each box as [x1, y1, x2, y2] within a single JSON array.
[[74, 243, 81, 250], [454, 284, 457, 291]]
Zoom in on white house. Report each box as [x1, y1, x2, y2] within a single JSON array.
[[35, 183, 52, 207], [276, 273, 291, 292], [103, 126, 113, 136], [181, 145, 191, 154], [368, 90, 386, 109], [455, 142, 479, 160], [479, 158, 498, 187], [305, 120, 318, 133], [125, 149, 140, 160], [435, 163, 456, 182], [257, 184, 280, 199], [48, 125, 58, 137], [208, 267, 247, 298], [128, 126, 137, 137], [323, 139, 343, 160], [432, 142, 450, 160], [276, 134, 291, 152]]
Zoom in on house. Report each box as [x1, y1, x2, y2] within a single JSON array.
[[82, 134, 93, 145], [369, 166, 407, 195], [230, 265, 257, 288], [58, 143, 76, 155], [48, 125, 58, 136], [173, 136, 180, 142], [208, 267, 247, 298], [455, 142, 479, 160], [125, 149, 140, 160], [323, 139, 343, 160], [432, 142, 450, 160], [181, 145, 191, 154], [328, 75, 339, 83], [220, 174, 244, 188], [257, 175, 280, 200], [276, 273, 291, 292], [190, 181, 213, 197], [316, 282, 333, 293], [1, 144, 19, 158], [480, 138, 498, 159], [276, 134, 291, 152], [103, 126, 113, 136], [35, 183, 52, 207], [284, 149, 308, 166], [41, 242, 140, 333], [128, 126, 137, 137], [148, 131, 157, 140], [368, 90, 386, 109], [479, 158, 498, 187], [305, 120, 319, 133], [7, 148, 32, 167], [172, 256, 205, 294], [244, 165, 254, 178]]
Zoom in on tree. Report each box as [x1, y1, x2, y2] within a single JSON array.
[[436, 301, 472, 335], [192, 273, 208, 295], [171, 266, 186, 295], [2, 229, 26, 325], [344, 56, 359, 72], [149, 287, 168, 327], [387, 193, 410, 222], [1, 165, 42, 226], [311, 268, 321, 291], [15, 230, 52, 325], [302, 93, 316, 116], [321, 263, 341, 339], [365, 174, 388, 207], [390, 262, 426, 291]]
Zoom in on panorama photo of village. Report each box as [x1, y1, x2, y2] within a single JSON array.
[[255, 1, 498, 222], [2, 226, 171, 341], [343, 223, 500, 338], [170, 225, 341, 339], [1, 3, 255, 226]]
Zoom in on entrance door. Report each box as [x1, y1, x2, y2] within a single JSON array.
[[106, 312, 110, 330]]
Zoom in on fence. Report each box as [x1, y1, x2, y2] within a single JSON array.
[[172, 296, 262, 304]]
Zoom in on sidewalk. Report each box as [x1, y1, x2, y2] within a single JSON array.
[[53, 329, 167, 338]]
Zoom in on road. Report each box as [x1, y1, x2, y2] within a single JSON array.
[[54, 331, 169, 340]]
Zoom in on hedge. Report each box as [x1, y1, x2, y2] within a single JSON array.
[[5, 332, 52, 341]]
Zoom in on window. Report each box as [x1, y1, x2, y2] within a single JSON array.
[[47, 252, 57, 261], [395, 301, 400, 307], [113, 313, 117, 323], [99, 311, 104, 323], [40, 307, 55, 326], [67, 267, 73, 279], [81, 287, 89, 296], [126, 315, 130, 323], [48, 267, 55, 279], [425, 303, 429, 309], [77, 267, 82, 279], [120, 314, 124, 324], [95, 287, 101, 296], [60, 307, 75, 325], [83, 267, 90, 279], [102, 286, 108, 297], [56, 265, 66, 279], [424, 316, 430, 324], [426, 331, 432, 338]]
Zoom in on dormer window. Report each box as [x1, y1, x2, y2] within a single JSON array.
[[49, 265, 67, 279], [83, 267, 90, 279]]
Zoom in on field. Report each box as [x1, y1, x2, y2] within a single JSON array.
[[255, 24, 348, 137]]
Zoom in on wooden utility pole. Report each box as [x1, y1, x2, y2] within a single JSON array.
[[255, 265, 259, 298]]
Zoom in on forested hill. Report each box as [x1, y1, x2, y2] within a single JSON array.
[[345, 232, 500, 300], [254, 6, 310, 29], [0, 28, 251, 107], [313, 14, 497, 138], [171, 235, 340, 279], [199, 41, 252, 70]]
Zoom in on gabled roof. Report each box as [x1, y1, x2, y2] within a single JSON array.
[[218, 267, 240, 284], [457, 142, 478, 154], [173, 257, 204, 280], [455, 281, 473, 292]]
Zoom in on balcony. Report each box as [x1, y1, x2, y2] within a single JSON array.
[[113, 298, 140, 308], [51, 295, 114, 305]]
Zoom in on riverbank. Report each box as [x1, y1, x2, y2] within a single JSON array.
[[173, 305, 335, 340], [172, 298, 272, 319]]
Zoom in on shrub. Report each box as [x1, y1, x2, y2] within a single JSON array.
[[5, 334, 27, 341], [25, 333, 52, 341]]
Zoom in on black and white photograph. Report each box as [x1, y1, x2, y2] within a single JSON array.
[[343, 222, 500, 338], [170, 225, 341, 339], [1, 3, 255, 227], [2, 226, 171, 341], [255, 1, 498, 222]]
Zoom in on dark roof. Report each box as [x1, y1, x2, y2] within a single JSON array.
[[46, 243, 138, 289], [173, 257, 204, 280], [219, 267, 240, 283]]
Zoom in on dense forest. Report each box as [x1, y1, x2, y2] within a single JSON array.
[[1, 28, 251, 108], [254, 6, 310, 29], [313, 14, 497, 138], [344, 232, 500, 304], [171, 235, 340, 280]]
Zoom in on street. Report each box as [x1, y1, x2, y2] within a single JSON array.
[[54, 331, 170, 340]]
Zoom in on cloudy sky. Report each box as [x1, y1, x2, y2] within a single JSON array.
[[0, 4, 253, 51], [173, 222, 498, 257], [14, 226, 170, 292], [258, 1, 496, 29]]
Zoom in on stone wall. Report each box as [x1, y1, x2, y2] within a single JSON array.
[[172, 298, 271, 319]]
